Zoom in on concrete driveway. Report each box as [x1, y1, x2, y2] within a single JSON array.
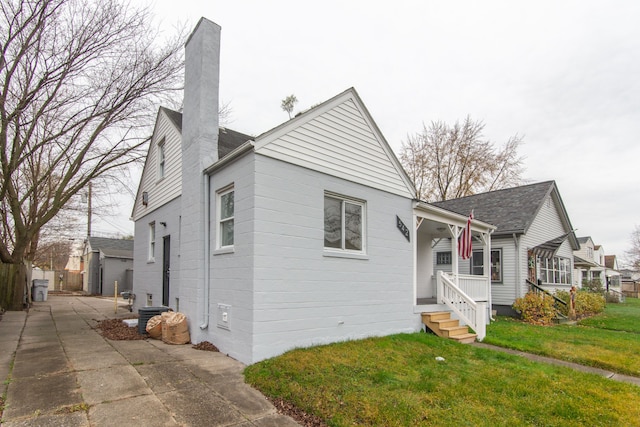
[[0, 295, 300, 426]]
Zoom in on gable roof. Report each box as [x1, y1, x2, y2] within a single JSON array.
[[433, 181, 556, 236], [132, 107, 253, 219], [87, 237, 133, 259], [604, 255, 617, 270], [433, 181, 579, 249], [158, 106, 254, 159], [252, 87, 416, 198]]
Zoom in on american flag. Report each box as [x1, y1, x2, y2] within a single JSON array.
[[458, 211, 474, 260]]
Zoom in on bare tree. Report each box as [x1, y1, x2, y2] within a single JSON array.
[[400, 116, 525, 201], [281, 94, 298, 119], [0, 0, 185, 309], [624, 225, 640, 269]]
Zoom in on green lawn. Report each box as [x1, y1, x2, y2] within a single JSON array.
[[579, 296, 640, 333], [245, 333, 640, 426], [484, 297, 640, 376]]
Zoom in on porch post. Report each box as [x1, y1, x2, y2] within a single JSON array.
[[450, 225, 459, 286], [482, 231, 492, 320]]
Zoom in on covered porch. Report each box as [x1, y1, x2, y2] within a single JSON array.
[[413, 202, 496, 340]]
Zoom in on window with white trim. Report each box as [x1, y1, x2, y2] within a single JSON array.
[[436, 251, 452, 265], [217, 186, 234, 248], [324, 193, 365, 252], [148, 222, 156, 261], [539, 256, 572, 285], [471, 249, 502, 282], [157, 138, 166, 179]]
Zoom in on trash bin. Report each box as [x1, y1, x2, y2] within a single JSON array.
[[138, 306, 171, 335], [32, 279, 49, 302]]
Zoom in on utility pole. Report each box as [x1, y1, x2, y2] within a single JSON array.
[[87, 182, 92, 237]]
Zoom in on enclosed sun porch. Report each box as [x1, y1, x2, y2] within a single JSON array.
[[412, 202, 496, 340]]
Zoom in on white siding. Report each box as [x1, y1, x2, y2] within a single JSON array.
[[520, 195, 574, 296], [490, 237, 518, 306], [255, 94, 413, 199], [132, 110, 182, 220]]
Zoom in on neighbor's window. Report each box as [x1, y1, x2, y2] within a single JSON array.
[[324, 193, 365, 252], [218, 186, 234, 248], [471, 249, 502, 282], [157, 138, 166, 179], [436, 251, 452, 265], [148, 222, 156, 261], [539, 256, 571, 285]]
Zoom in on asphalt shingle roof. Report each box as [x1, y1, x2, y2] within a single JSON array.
[[432, 181, 555, 237], [159, 107, 253, 159], [88, 237, 134, 259]]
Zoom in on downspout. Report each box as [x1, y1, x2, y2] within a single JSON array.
[[513, 233, 520, 300], [200, 173, 210, 329]]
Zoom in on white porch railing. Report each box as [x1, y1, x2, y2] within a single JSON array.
[[456, 274, 490, 302], [437, 271, 487, 341]]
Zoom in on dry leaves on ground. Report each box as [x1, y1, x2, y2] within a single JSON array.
[[95, 318, 146, 340], [268, 398, 327, 427], [192, 341, 219, 352]]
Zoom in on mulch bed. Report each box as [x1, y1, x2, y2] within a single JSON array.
[[95, 317, 146, 340]]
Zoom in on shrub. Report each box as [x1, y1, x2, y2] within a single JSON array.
[[555, 290, 570, 316], [554, 289, 605, 318], [513, 292, 557, 325], [582, 279, 604, 293], [576, 291, 605, 316]]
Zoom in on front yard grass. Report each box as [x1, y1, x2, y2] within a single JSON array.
[[245, 332, 640, 426], [484, 297, 640, 376], [579, 296, 640, 333]]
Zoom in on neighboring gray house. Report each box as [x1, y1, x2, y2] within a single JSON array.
[[83, 237, 133, 296], [131, 18, 495, 364], [433, 181, 580, 314]]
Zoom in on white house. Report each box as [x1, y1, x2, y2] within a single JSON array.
[[433, 181, 580, 314], [131, 18, 494, 364], [573, 236, 605, 286]]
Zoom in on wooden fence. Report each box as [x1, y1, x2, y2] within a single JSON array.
[[0, 262, 28, 311]]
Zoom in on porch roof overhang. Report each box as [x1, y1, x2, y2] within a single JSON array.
[[574, 255, 599, 268], [413, 201, 496, 235], [530, 232, 572, 259]]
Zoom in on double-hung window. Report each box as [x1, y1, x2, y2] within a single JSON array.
[[217, 186, 234, 248], [471, 249, 502, 282], [324, 193, 365, 253], [148, 222, 156, 262]]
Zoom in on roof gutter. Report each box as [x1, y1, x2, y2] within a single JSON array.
[[203, 141, 254, 175]]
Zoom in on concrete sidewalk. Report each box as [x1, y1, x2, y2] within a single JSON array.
[[472, 342, 640, 387], [0, 296, 300, 427]]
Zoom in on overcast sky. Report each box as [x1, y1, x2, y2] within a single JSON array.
[[97, 0, 639, 263]]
